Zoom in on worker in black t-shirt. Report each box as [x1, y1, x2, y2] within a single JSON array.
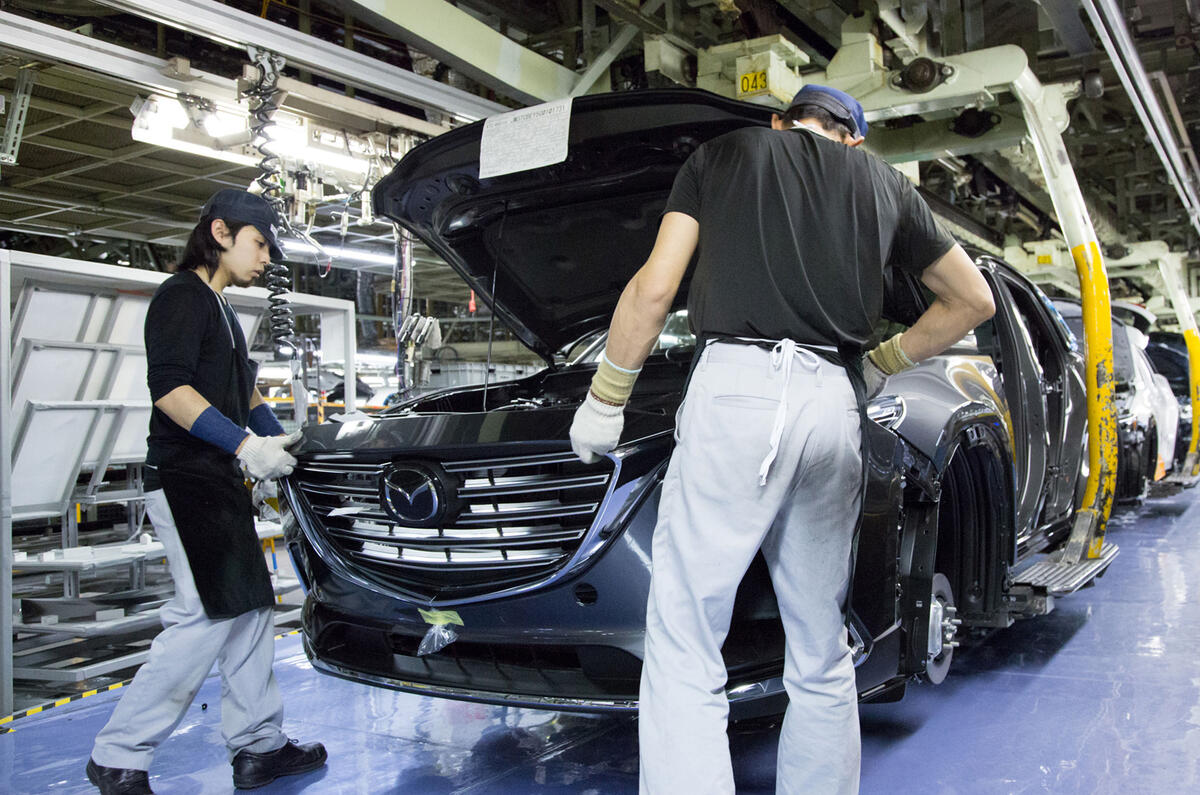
[[87, 190, 326, 794], [570, 86, 995, 794]]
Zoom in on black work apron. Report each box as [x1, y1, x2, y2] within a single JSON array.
[[158, 295, 273, 620]]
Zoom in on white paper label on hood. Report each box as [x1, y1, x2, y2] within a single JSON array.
[[479, 98, 573, 179]]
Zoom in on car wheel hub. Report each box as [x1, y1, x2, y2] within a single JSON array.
[[925, 572, 961, 684]]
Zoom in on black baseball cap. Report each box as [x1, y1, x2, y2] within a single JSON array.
[[787, 84, 868, 139], [200, 188, 283, 260]]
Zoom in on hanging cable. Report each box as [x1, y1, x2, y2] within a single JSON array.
[[243, 47, 294, 353], [482, 203, 507, 411], [393, 224, 414, 395], [242, 45, 314, 423]]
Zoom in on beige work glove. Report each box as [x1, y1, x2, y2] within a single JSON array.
[[864, 334, 915, 399], [862, 356, 888, 399], [237, 430, 301, 480]]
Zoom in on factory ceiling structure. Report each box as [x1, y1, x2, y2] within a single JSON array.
[[0, 0, 1196, 309]]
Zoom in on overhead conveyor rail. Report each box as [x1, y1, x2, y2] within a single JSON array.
[[88, 0, 505, 122]]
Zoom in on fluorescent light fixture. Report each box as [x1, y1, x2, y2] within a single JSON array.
[[284, 241, 395, 266], [130, 93, 374, 178], [258, 115, 373, 176], [131, 94, 257, 167]]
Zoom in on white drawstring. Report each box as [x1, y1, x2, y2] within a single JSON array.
[[758, 339, 822, 485]]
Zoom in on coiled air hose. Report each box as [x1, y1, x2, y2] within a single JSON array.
[[243, 46, 309, 422]]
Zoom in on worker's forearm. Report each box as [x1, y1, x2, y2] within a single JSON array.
[[154, 385, 215, 431], [603, 273, 674, 370], [899, 296, 993, 363]]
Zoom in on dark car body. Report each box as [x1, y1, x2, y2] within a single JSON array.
[[282, 89, 1089, 713]]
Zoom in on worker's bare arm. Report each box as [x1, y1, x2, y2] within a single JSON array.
[[154, 385, 214, 432], [901, 244, 996, 363], [603, 211, 699, 370]]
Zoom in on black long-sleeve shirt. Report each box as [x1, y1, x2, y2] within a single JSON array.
[[144, 270, 254, 473]]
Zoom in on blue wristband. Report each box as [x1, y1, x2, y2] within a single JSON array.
[[190, 406, 251, 455], [248, 403, 286, 437]]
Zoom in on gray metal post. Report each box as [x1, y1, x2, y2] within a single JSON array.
[[1, 249, 15, 716]]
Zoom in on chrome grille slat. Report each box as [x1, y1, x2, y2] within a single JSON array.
[[311, 504, 390, 521], [321, 523, 583, 547], [441, 451, 581, 472], [458, 473, 609, 497], [456, 503, 598, 525], [301, 462, 386, 474], [293, 450, 613, 599], [300, 482, 378, 497], [340, 521, 583, 542], [348, 549, 566, 569]]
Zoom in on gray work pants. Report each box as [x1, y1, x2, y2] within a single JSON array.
[[91, 489, 286, 771], [639, 341, 862, 795]]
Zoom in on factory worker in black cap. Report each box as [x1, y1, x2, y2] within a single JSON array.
[[87, 189, 327, 794]]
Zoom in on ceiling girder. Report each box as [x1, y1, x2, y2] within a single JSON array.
[[20, 103, 125, 140], [0, 66, 136, 108], [91, 0, 505, 120], [592, 0, 695, 53], [0, 186, 187, 226], [19, 136, 152, 163], [0, 219, 155, 243], [4, 167, 228, 209], [574, 0, 666, 97], [328, 0, 577, 104], [14, 143, 157, 190], [1039, 0, 1098, 56]]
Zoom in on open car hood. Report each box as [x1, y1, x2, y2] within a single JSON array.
[[373, 89, 771, 363]]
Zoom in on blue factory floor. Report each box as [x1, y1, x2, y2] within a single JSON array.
[[4, 490, 1199, 794]]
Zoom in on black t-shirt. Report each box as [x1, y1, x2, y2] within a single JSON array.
[[663, 126, 955, 350], [144, 270, 254, 473]]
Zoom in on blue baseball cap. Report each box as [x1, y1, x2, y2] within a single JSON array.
[[200, 188, 283, 260], [787, 84, 868, 139]]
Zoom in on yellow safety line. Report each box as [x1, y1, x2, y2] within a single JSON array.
[[0, 633, 304, 730], [0, 680, 128, 732]]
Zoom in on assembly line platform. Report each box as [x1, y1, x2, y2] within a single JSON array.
[[3, 488, 1199, 794]]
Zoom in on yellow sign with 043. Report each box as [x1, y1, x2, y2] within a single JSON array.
[[738, 70, 768, 96]]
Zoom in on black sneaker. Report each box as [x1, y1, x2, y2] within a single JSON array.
[[232, 739, 327, 789], [85, 758, 153, 794]]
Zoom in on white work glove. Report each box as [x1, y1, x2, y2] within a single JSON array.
[[237, 430, 301, 480], [570, 392, 625, 464], [863, 355, 888, 400]]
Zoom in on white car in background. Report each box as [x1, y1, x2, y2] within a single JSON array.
[[1127, 325, 1179, 479], [1057, 300, 1175, 500], [1112, 302, 1179, 481]]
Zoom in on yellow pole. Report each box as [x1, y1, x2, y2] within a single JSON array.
[[1185, 330, 1200, 475], [1013, 68, 1117, 562], [1071, 242, 1117, 555]]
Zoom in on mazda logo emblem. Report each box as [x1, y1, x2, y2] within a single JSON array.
[[381, 465, 442, 525]]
